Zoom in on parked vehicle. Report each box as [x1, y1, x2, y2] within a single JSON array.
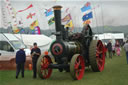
[[0, 33, 31, 70]]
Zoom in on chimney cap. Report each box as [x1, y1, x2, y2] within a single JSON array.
[[53, 5, 62, 10]]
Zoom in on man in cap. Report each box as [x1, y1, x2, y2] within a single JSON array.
[[31, 42, 41, 78], [16, 45, 26, 79]]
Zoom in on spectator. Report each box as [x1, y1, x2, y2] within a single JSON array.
[[103, 43, 107, 58], [115, 40, 121, 56], [16, 45, 26, 79], [123, 40, 128, 64], [115, 40, 120, 48], [31, 42, 41, 78], [112, 45, 115, 56], [116, 47, 121, 56], [107, 40, 112, 59]]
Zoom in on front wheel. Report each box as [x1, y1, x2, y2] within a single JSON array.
[[37, 54, 52, 79], [70, 54, 85, 80]]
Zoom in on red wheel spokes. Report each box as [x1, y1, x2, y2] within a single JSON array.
[[74, 55, 85, 80], [96, 40, 105, 71], [75, 58, 80, 69], [75, 58, 81, 78], [40, 56, 52, 79]]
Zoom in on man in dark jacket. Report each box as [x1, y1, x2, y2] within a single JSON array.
[[16, 46, 26, 79], [107, 40, 112, 59], [31, 42, 41, 78]]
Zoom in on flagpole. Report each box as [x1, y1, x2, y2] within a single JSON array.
[[37, 5, 47, 35], [99, 0, 105, 40], [90, 0, 99, 37]]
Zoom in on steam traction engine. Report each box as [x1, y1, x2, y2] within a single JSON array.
[[37, 6, 105, 80]]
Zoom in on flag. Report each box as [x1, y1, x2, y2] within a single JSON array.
[[30, 20, 41, 34], [17, 4, 33, 13], [83, 19, 91, 25], [45, 8, 53, 17], [85, 2, 91, 7], [13, 26, 20, 33], [20, 28, 25, 33], [48, 17, 55, 25], [81, 2, 91, 12], [30, 26, 40, 34], [65, 20, 74, 29], [34, 26, 41, 34], [62, 14, 71, 22], [30, 20, 39, 30], [26, 13, 36, 19], [82, 12, 93, 21]]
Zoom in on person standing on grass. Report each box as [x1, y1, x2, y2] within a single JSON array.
[[15, 46, 26, 79], [115, 40, 120, 55], [116, 47, 121, 56], [112, 45, 115, 56], [107, 40, 112, 59], [31, 42, 41, 78], [123, 40, 128, 64]]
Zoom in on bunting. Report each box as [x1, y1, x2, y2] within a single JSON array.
[[5, 0, 19, 33]]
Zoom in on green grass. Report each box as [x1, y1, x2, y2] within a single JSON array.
[[0, 49, 128, 85]]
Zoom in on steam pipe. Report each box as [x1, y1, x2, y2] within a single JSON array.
[[53, 6, 62, 40]]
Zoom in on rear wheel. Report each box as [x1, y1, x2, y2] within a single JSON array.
[[70, 54, 85, 80], [89, 40, 105, 72], [37, 54, 52, 79]]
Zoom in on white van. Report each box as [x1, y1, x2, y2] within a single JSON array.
[[0, 33, 31, 70]]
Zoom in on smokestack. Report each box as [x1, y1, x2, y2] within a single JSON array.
[[53, 6, 62, 40]]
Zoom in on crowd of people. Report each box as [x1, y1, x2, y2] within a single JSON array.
[[104, 40, 122, 59], [104, 40, 128, 64]]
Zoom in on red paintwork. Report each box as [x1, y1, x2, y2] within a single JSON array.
[[40, 55, 52, 79], [96, 40, 105, 72], [74, 55, 85, 80]]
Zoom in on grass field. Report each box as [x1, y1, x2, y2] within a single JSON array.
[[0, 49, 128, 85]]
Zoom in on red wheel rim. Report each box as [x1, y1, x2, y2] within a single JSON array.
[[40, 56, 52, 79], [74, 55, 85, 80], [96, 40, 105, 71]]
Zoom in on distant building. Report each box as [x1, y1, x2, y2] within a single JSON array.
[[94, 33, 124, 46]]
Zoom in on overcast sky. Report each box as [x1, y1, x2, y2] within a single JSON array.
[[0, 0, 128, 30]]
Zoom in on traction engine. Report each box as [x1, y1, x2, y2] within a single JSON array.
[[37, 6, 105, 80]]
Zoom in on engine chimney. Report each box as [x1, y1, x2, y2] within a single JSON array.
[[53, 6, 62, 40]]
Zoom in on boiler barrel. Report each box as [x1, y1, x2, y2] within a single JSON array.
[[50, 41, 82, 57], [67, 42, 82, 55]]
